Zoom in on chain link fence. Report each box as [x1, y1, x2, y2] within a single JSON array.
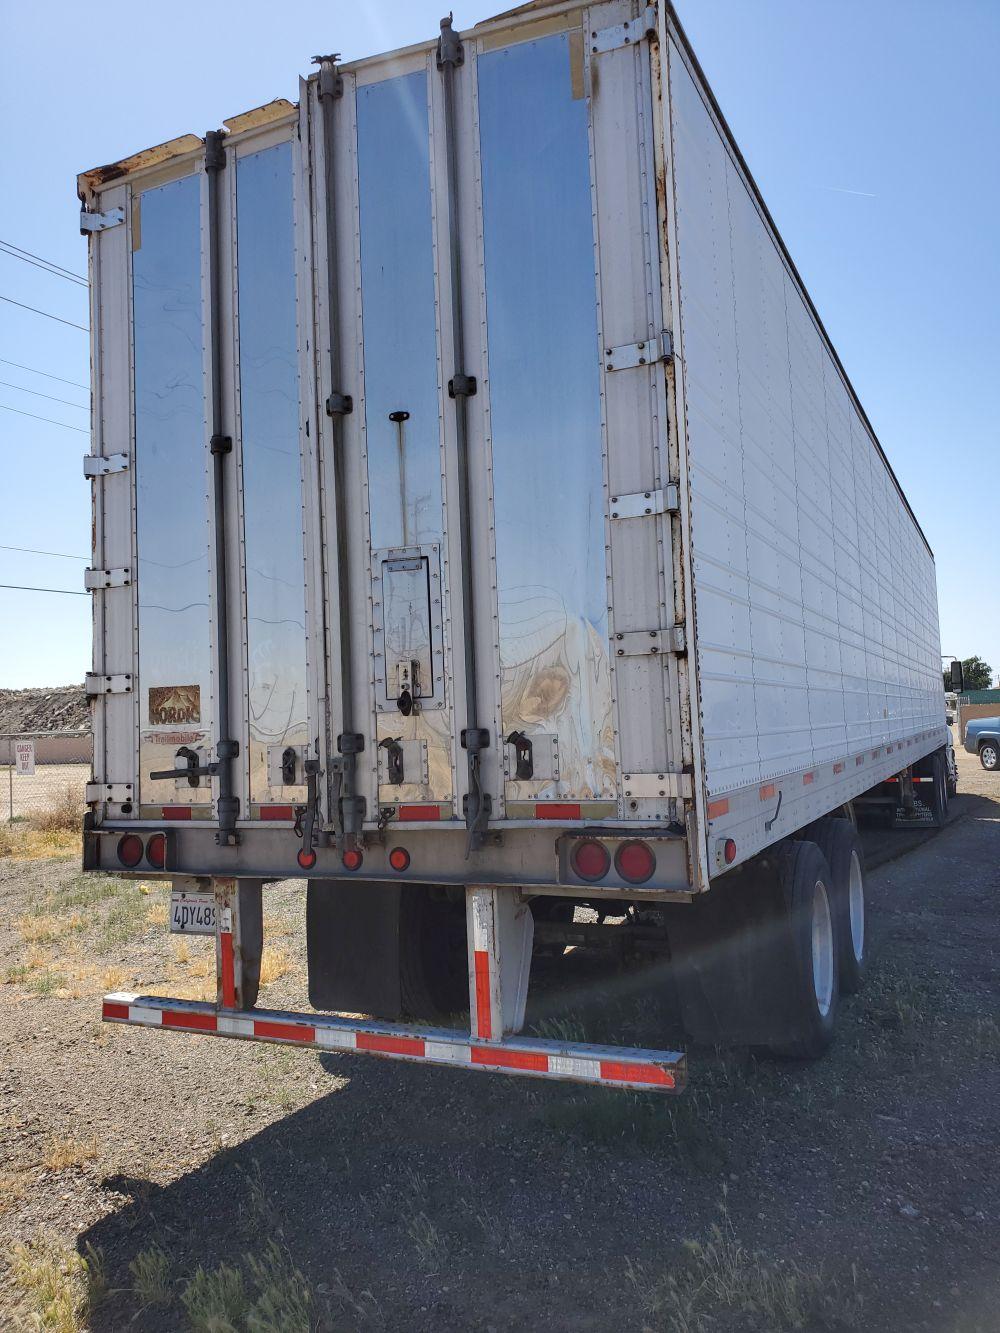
[[2, 731, 91, 824]]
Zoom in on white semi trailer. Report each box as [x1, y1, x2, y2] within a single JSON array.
[[81, 0, 952, 1092]]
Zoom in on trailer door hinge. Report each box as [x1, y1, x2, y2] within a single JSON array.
[[83, 453, 129, 478], [614, 624, 685, 657], [85, 781, 133, 804], [85, 672, 133, 698], [609, 483, 679, 520], [590, 7, 657, 54], [84, 567, 131, 591], [604, 330, 672, 371], [80, 206, 125, 235]]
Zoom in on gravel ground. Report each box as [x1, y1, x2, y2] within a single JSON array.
[[1, 742, 998, 1331]]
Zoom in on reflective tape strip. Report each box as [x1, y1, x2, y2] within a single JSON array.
[[101, 994, 686, 1093], [315, 1026, 356, 1051], [163, 1009, 216, 1032], [255, 1019, 314, 1043], [357, 1033, 424, 1057], [534, 803, 582, 820], [130, 1006, 163, 1027], [473, 949, 493, 1040], [425, 1039, 472, 1064], [473, 1046, 547, 1072], [220, 931, 236, 1008], [600, 1060, 675, 1088], [218, 1014, 254, 1037], [707, 798, 729, 818]]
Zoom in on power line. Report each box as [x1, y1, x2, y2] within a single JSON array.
[[0, 242, 88, 289], [0, 238, 84, 282], [0, 238, 86, 284], [0, 544, 88, 562], [0, 583, 87, 597], [0, 403, 88, 434], [0, 294, 88, 333], [0, 380, 87, 410], [0, 358, 88, 391]]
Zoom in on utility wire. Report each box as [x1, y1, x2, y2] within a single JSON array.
[[0, 242, 88, 288], [0, 544, 88, 561], [0, 359, 88, 391], [0, 294, 88, 332], [0, 239, 86, 284], [0, 583, 87, 597], [0, 403, 88, 434], [0, 380, 87, 410]]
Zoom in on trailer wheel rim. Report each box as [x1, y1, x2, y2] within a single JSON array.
[[848, 850, 864, 963], [811, 879, 834, 1017]]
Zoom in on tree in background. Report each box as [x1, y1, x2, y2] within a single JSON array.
[[954, 656, 995, 692]]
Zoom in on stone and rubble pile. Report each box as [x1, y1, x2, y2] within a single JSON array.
[[0, 685, 88, 734]]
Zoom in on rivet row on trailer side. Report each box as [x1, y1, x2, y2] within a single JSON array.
[[80, 0, 953, 1090]]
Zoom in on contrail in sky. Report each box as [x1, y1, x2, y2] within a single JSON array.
[[819, 184, 878, 198]]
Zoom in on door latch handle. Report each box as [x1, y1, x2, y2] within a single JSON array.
[[506, 730, 534, 781], [379, 737, 405, 785], [150, 745, 217, 788]]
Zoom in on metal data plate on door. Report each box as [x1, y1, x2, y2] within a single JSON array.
[[371, 544, 445, 713]]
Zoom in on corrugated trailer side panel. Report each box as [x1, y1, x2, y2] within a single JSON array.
[[664, 32, 944, 863]]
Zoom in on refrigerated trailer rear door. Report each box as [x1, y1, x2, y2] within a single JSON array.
[[312, 5, 692, 832]]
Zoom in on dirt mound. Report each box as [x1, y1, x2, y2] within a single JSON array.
[[0, 685, 89, 734]]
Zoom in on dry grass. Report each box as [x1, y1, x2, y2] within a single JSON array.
[[0, 1168, 30, 1216], [0, 787, 83, 861], [129, 1244, 172, 1308], [31, 788, 84, 834], [42, 1134, 99, 1172], [17, 912, 83, 945], [0, 824, 80, 861], [148, 900, 169, 926], [627, 1190, 864, 1331], [259, 946, 293, 987], [8, 1234, 105, 1333]]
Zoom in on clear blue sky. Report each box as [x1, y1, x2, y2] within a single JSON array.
[[1, 0, 997, 689]]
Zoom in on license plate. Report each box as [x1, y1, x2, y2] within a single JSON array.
[[169, 891, 216, 935]]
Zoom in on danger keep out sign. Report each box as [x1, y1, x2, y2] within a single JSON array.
[[14, 740, 35, 776]]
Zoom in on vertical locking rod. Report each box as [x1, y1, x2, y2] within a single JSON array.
[[314, 55, 364, 847], [437, 14, 490, 851], [205, 130, 240, 846]]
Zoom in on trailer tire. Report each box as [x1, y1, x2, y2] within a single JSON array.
[[668, 841, 838, 1058], [761, 840, 840, 1060], [398, 887, 468, 1023], [811, 819, 866, 995]]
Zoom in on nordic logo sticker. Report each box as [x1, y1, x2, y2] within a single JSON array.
[[148, 685, 201, 726]]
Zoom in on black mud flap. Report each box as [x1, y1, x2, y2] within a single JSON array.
[[238, 880, 264, 1010], [307, 879, 403, 1018]]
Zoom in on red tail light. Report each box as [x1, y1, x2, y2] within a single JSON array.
[[117, 834, 144, 868], [615, 840, 655, 884], [342, 848, 364, 872], [146, 833, 166, 869], [571, 839, 610, 882], [297, 848, 318, 870], [724, 838, 737, 864], [389, 847, 410, 872]]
